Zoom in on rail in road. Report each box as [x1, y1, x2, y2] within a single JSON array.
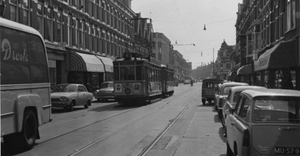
[[68, 86, 195, 156], [2, 84, 201, 156]]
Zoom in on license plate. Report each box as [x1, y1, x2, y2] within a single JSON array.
[[274, 147, 300, 155]]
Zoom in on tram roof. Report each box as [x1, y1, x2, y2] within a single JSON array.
[[114, 58, 149, 62]]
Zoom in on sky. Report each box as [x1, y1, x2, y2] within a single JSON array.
[[131, 0, 242, 69]]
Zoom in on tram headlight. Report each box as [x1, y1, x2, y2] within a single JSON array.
[[125, 88, 131, 94]]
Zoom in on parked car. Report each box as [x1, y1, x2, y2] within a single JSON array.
[[94, 81, 114, 102], [215, 82, 248, 118], [51, 84, 93, 111], [226, 89, 300, 156], [201, 78, 223, 105], [221, 86, 266, 134], [184, 79, 191, 84]]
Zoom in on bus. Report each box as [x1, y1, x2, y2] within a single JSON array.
[[0, 18, 52, 148], [113, 52, 174, 105]]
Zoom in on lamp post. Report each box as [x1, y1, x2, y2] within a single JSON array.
[[213, 48, 214, 78]]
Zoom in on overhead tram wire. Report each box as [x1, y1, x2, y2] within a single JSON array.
[[172, 0, 194, 44]]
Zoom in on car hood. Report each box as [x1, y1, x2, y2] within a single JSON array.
[[51, 92, 76, 98]]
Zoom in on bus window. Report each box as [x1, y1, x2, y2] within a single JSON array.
[[28, 34, 49, 83], [1, 27, 30, 84]]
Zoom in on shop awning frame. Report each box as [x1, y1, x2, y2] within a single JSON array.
[[237, 64, 252, 75], [254, 39, 298, 71], [96, 55, 113, 73], [69, 52, 105, 72]]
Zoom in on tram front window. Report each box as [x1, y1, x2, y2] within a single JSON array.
[[136, 66, 142, 80], [120, 66, 135, 80]]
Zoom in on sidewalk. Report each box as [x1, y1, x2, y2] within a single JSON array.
[[147, 95, 227, 156]]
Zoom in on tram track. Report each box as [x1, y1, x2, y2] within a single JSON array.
[[66, 87, 196, 156], [137, 93, 197, 156], [32, 86, 194, 156]]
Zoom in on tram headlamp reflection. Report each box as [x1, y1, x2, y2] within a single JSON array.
[[125, 88, 131, 94]]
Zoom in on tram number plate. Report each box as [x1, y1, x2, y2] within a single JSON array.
[[274, 147, 300, 155]]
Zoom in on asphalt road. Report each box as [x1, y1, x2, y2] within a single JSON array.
[[1, 82, 226, 156]]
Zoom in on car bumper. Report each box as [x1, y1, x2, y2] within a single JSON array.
[[95, 95, 114, 99], [51, 101, 69, 107]]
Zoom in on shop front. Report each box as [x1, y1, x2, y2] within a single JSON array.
[[237, 63, 253, 85], [68, 52, 113, 93], [46, 43, 67, 90], [96, 55, 114, 81], [254, 38, 299, 90], [227, 63, 240, 81]]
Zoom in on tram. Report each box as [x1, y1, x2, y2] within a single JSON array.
[[113, 52, 174, 105]]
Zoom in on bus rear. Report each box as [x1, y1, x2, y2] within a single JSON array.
[[0, 18, 52, 149]]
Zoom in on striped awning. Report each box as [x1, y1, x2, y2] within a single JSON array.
[[69, 52, 105, 72], [96, 55, 113, 73]]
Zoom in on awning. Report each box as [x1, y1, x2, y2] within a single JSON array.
[[69, 52, 105, 72], [228, 63, 240, 77], [237, 64, 252, 75], [96, 55, 113, 73], [254, 39, 298, 71]]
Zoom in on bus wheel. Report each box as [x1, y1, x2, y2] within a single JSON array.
[[4, 110, 39, 149]]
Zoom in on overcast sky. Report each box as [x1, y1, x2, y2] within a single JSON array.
[[131, 0, 242, 69]]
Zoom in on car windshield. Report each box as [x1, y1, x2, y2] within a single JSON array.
[[101, 82, 113, 89], [253, 99, 300, 123], [233, 91, 241, 103], [52, 84, 77, 92]]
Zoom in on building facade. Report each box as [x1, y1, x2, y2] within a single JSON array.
[[233, 0, 300, 90], [1, 0, 146, 92], [152, 32, 173, 67], [215, 40, 235, 80]]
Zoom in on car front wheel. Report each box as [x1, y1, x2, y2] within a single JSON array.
[[68, 101, 74, 111]]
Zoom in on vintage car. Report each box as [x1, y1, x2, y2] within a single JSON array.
[[221, 86, 266, 133], [51, 84, 93, 111], [201, 78, 223, 105], [215, 82, 248, 118], [226, 89, 300, 156], [184, 79, 191, 84], [94, 81, 114, 102]]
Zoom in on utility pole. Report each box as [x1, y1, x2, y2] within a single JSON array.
[[213, 48, 214, 78]]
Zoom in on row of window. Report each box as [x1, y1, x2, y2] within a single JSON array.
[[61, 0, 132, 32], [7, 0, 135, 58], [248, 0, 296, 54]]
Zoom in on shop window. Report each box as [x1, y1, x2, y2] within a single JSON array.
[[49, 68, 56, 90], [290, 70, 296, 89], [68, 72, 84, 84], [275, 70, 284, 88]]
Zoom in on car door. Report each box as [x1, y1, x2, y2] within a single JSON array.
[[226, 95, 246, 148], [232, 96, 251, 153], [77, 85, 87, 106]]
